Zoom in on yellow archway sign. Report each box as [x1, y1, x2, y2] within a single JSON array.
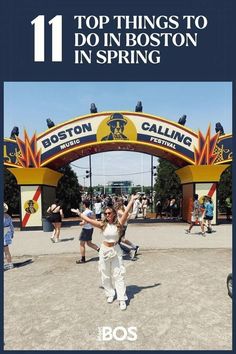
[[4, 111, 232, 229]]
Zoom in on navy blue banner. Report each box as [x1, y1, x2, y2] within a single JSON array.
[[41, 134, 97, 162], [0, 0, 235, 81], [138, 133, 194, 161]]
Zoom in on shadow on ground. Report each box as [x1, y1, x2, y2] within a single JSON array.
[[126, 283, 161, 304], [60, 237, 75, 242], [13, 259, 33, 269]]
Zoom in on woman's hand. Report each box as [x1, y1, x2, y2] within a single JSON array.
[[131, 194, 139, 202], [119, 194, 139, 226], [71, 208, 80, 216]]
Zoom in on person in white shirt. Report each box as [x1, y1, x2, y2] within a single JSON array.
[[132, 197, 141, 219], [94, 197, 102, 220], [71, 194, 138, 311], [141, 196, 148, 218], [76, 200, 100, 264]]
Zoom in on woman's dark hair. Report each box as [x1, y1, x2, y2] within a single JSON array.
[[54, 198, 61, 206], [208, 196, 213, 204]]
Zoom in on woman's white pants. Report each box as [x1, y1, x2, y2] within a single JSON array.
[[99, 244, 128, 301]]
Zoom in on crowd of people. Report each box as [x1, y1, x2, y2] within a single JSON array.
[[89, 194, 151, 220], [76, 193, 182, 221], [154, 196, 181, 219]]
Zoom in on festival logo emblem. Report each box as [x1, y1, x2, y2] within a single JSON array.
[[24, 199, 38, 214], [97, 113, 137, 142]]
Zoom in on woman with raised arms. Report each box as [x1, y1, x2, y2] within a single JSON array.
[[71, 194, 138, 311]]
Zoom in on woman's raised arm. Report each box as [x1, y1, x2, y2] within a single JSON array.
[[71, 208, 103, 229], [119, 195, 139, 226]]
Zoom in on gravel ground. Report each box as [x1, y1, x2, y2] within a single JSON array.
[[4, 223, 232, 350]]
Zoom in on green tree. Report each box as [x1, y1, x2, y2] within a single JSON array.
[[154, 158, 182, 203], [132, 185, 141, 194], [4, 165, 82, 217], [4, 167, 20, 215], [217, 166, 232, 212], [143, 186, 151, 195], [56, 165, 82, 217]]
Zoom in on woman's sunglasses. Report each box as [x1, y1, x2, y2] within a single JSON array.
[[104, 212, 112, 215]]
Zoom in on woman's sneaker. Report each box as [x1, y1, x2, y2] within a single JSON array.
[[119, 301, 127, 310], [107, 296, 114, 303], [4, 263, 14, 270], [130, 249, 136, 260]]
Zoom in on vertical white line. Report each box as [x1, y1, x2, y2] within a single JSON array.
[[103, 153, 105, 194], [141, 154, 144, 192], [31, 15, 45, 62], [49, 15, 62, 62]]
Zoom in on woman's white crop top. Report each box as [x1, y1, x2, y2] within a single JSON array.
[[102, 223, 119, 243]]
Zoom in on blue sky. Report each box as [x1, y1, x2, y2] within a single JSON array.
[[4, 82, 232, 187]]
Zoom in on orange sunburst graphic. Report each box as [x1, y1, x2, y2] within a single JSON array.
[[194, 125, 219, 165], [15, 130, 41, 167]]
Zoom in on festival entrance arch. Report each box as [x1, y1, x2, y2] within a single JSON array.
[[4, 111, 232, 230]]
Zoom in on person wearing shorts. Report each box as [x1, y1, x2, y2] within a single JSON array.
[[76, 199, 100, 264], [185, 194, 205, 236], [203, 196, 214, 233], [47, 199, 64, 243], [116, 201, 139, 260]]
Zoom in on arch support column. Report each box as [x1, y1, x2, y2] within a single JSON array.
[[176, 165, 229, 224], [8, 168, 63, 230]]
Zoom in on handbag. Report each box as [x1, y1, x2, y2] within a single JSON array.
[[102, 247, 117, 261], [46, 205, 57, 222], [46, 214, 54, 222]]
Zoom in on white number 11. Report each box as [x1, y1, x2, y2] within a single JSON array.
[[31, 15, 62, 62]]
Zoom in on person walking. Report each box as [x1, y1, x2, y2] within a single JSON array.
[[3, 203, 14, 270], [71, 194, 138, 310], [115, 201, 139, 260], [225, 196, 232, 221], [185, 194, 205, 236], [76, 199, 100, 264], [141, 196, 148, 218], [169, 197, 177, 217], [132, 196, 141, 219], [203, 196, 214, 233], [47, 199, 64, 243], [155, 199, 162, 218]]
